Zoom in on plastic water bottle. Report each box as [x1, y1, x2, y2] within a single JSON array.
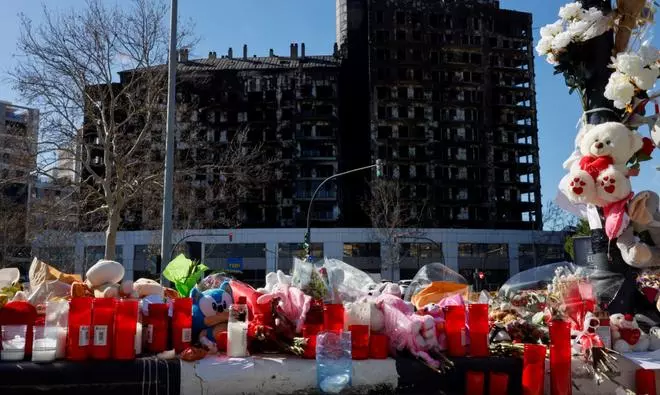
[[316, 331, 352, 394]]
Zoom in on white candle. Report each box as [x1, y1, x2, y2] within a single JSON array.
[[135, 322, 143, 355], [1, 336, 26, 361], [227, 322, 248, 357], [32, 338, 57, 362]]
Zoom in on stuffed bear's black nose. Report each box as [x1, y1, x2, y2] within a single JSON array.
[[595, 142, 603, 149]]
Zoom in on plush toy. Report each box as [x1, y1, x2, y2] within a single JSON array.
[[256, 270, 292, 294], [191, 280, 233, 353], [617, 191, 660, 267], [560, 122, 643, 206], [257, 272, 312, 334], [648, 327, 660, 351], [78, 260, 135, 299], [610, 313, 650, 352], [133, 278, 165, 314]]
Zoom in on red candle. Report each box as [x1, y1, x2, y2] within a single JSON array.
[[636, 369, 657, 395], [465, 371, 485, 395], [549, 319, 572, 395], [444, 305, 466, 357], [306, 299, 324, 326], [113, 299, 138, 360], [348, 324, 369, 360], [147, 303, 169, 353], [91, 298, 116, 360], [302, 324, 323, 359], [468, 304, 489, 357], [67, 297, 93, 361], [369, 333, 389, 359], [522, 344, 546, 395], [489, 372, 509, 395], [323, 304, 344, 333], [172, 298, 193, 353]]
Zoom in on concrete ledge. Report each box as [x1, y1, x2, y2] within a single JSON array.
[[180, 355, 398, 395]]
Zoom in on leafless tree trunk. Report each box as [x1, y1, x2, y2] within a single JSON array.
[[363, 179, 427, 278], [10, 0, 274, 261]]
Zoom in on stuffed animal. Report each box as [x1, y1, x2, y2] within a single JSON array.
[[133, 278, 165, 314], [256, 270, 292, 294], [610, 313, 650, 352], [617, 191, 660, 267], [191, 280, 233, 353], [77, 260, 135, 299], [560, 122, 643, 206], [257, 272, 312, 334], [648, 327, 660, 351]]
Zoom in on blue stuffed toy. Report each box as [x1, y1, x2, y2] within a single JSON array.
[[191, 280, 233, 352]]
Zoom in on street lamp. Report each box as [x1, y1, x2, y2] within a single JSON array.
[[304, 160, 384, 258]]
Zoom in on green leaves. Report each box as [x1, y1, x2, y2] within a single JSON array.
[[163, 254, 209, 297]]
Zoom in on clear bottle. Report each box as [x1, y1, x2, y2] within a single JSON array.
[[227, 296, 249, 357]]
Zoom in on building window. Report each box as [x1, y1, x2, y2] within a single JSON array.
[[398, 106, 409, 118], [398, 87, 407, 99], [344, 243, 381, 257], [414, 107, 424, 120], [277, 243, 323, 272], [457, 148, 467, 160], [457, 207, 469, 220], [396, 11, 406, 25], [458, 167, 468, 179], [412, 30, 422, 41], [397, 49, 406, 61], [458, 189, 468, 200], [396, 30, 406, 41], [378, 126, 391, 139], [376, 10, 384, 24]]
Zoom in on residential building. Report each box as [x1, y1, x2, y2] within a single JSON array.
[[0, 101, 39, 267], [337, 0, 542, 229]]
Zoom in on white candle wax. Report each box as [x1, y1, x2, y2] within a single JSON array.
[[32, 338, 57, 362], [227, 322, 248, 357], [1, 336, 26, 361], [135, 322, 143, 355]]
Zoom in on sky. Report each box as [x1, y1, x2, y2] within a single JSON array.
[[0, 0, 659, 219]]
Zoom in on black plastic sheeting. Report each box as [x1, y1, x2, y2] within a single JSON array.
[[0, 357, 180, 395], [395, 354, 522, 395]]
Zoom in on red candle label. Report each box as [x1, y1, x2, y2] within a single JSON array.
[[147, 324, 153, 343], [182, 328, 192, 343], [79, 326, 89, 347], [94, 325, 108, 346]]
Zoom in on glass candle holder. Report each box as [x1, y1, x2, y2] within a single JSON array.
[[489, 372, 509, 395], [465, 371, 485, 395], [468, 303, 489, 357], [369, 333, 389, 359], [1, 325, 27, 361], [636, 369, 657, 395], [147, 303, 169, 353], [316, 331, 352, 394], [522, 344, 546, 395], [323, 304, 344, 333], [549, 319, 571, 395], [113, 299, 139, 360], [444, 305, 466, 357], [32, 325, 57, 363], [67, 297, 93, 361], [345, 302, 370, 360], [303, 324, 323, 359], [91, 298, 116, 360], [45, 301, 69, 359], [172, 298, 193, 353]]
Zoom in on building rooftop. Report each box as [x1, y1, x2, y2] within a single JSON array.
[[179, 55, 340, 72]]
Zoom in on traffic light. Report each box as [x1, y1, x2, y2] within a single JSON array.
[[376, 159, 383, 178], [228, 232, 233, 242]]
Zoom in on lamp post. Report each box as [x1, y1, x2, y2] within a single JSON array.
[[159, 0, 178, 284], [304, 160, 383, 258]]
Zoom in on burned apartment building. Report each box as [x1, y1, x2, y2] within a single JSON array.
[[82, 45, 342, 230], [337, 0, 542, 230]]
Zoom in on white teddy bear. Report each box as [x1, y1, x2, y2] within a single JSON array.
[[257, 270, 292, 294], [560, 122, 643, 206], [610, 313, 650, 353]]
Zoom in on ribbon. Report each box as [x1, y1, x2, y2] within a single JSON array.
[[603, 193, 634, 239]]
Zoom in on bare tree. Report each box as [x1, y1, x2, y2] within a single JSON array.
[[11, 0, 274, 260], [363, 179, 427, 278], [0, 194, 29, 268]]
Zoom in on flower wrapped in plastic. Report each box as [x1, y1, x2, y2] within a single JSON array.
[[403, 262, 469, 310]]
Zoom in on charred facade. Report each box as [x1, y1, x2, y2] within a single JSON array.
[[338, 0, 542, 230]]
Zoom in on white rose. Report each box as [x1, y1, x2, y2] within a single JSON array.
[[582, 7, 603, 22], [540, 20, 564, 38], [559, 2, 584, 20], [604, 71, 635, 109], [614, 53, 644, 76], [551, 31, 573, 51], [546, 53, 559, 65], [632, 67, 659, 90], [568, 20, 590, 38], [535, 37, 553, 55]]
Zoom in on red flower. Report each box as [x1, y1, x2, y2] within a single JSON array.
[[641, 137, 655, 156]]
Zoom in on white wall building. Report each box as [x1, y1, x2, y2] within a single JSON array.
[[36, 227, 566, 289]]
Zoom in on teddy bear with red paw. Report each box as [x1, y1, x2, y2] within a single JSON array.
[[560, 122, 643, 206]]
